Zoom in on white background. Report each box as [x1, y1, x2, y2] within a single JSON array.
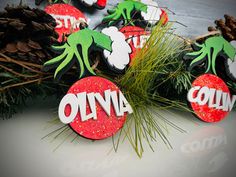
[[0, 0, 236, 177]]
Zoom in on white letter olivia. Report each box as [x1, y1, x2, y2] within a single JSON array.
[[58, 89, 133, 124]]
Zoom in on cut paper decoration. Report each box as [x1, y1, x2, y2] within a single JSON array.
[[120, 26, 150, 65], [80, 0, 107, 9], [102, 0, 168, 26], [140, 0, 168, 25], [102, 26, 132, 72], [160, 9, 169, 26], [43, 28, 113, 81], [225, 41, 236, 81], [185, 36, 236, 75], [187, 74, 236, 123], [102, 0, 147, 26], [58, 76, 133, 140], [45, 4, 87, 42]]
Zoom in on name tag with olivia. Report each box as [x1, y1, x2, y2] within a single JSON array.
[[58, 76, 133, 140]]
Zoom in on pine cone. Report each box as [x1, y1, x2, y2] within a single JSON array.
[[0, 5, 58, 64], [208, 14, 236, 42]]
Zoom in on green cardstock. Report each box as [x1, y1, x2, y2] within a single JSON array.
[[103, 0, 147, 26], [185, 36, 236, 75], [43, 28, 112, 81]]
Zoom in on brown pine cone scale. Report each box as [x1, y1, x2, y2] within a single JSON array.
[[0, 5, 59, 64], [209, 14, 236, 41]]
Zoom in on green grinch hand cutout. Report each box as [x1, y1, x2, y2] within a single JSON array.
[[185, 36, 236, 75], [52, 0, 69, 3], [43, 28, 112, 81], [103, 0, 147, 26], [43, 26, 132, 81]]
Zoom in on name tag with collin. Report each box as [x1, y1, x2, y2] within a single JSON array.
[[187, 74, 236, 122]]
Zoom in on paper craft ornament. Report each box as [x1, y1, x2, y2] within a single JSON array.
[[102, 26, 132, 72], [102, 0, 168, 26], [184, 36, 236, 75], [45, 4, 87, 42], [120, 26, 150, 65], [43, 26, 131, 80], [160, 9, 168, 25], [80, 0, 107, 9], [187, 74, 236, 123], [225, 41, 236, 81], [43, 28, 113, 81], [140, 0, 168, 26], [58, 76, 133, 140]]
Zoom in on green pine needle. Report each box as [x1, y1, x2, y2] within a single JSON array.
[[114, 22, 192, 156]]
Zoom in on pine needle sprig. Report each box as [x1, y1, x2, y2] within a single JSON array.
[[114, 22, 192, 156]]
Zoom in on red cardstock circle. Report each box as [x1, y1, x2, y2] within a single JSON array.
[[66, 76, 126, 140], [160, 9, 168, 25], [190, 74, 230, 123], [120, 26, 150, 65], [96, 0, 107, 8], [45, 4, 87, 42]]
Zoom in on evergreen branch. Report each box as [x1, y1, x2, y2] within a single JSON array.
[[114, 22, 192, 156], [0, 54, 77, 119]]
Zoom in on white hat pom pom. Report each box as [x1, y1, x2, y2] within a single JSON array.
[[80, 0, 98, 6], [227, 41, 236, 79], [101, 26, 132, 72], [141, 0, 162, 25]]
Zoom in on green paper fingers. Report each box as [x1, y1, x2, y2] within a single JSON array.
[[185, 36, 236, 75], [43, 28, 112, 81], [103, 0, 148, 26], [52, 0, 69, 3]]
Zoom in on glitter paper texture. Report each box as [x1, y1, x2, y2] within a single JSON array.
[[45, 4, 87, 42], [120, 26, 150, 65], [66, 76, 126, 140], [190, 74, 230, 122]]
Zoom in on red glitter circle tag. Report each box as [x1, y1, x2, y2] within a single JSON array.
[[96, 0, 107, 9], [120, 26, 150, 65], [188, 74, 232, 123], [160, 9, 169, 25], [45, 4, 87, 42], [65, 76, 127, 140]]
